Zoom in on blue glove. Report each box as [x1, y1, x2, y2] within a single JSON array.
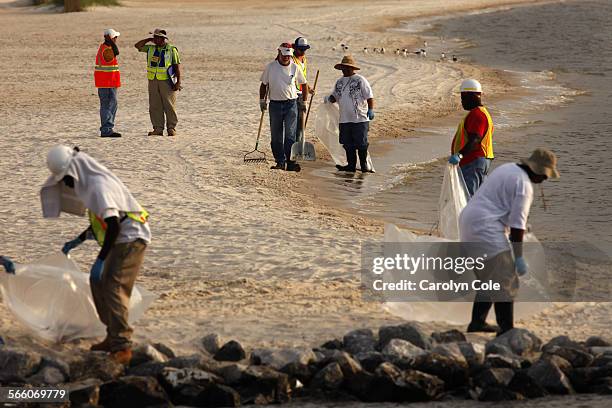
[[0, 257, 15, 274], [90, 258, 105, 284], [62, 237, 84, 255], [448, 154, 461, 165], [367, 108, 375, 120], [515, 256, 528, 276]]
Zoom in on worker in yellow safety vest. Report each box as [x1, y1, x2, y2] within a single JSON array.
[[292, 37, 315, 142], [449, 79, 494, 197], [134, 29, 182, 136], [41, 145, 152, 365]]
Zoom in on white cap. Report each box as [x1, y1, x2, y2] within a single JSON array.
[[47, 145, 76, 182], [278, 42, 294, 56], [460, 79, 482, 93], [104, 28, 120, 38]]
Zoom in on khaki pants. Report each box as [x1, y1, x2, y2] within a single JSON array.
[[148, 79, 178, 132], [91, 240, 147, 351]]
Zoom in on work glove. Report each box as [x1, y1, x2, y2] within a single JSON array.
[[0, 257, 15, 274], [367, 108, 375, 120], [515, 256, 528, 276], [90, 258, 105, 284], [62, 237, 84, 255], [298, 100, 307, 112], [448, 154, 462, 165], [259, 100, 267, 112]]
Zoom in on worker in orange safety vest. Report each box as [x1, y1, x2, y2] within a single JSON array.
[[94, 29, 122, 138]]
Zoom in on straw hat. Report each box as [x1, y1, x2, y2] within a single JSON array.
[[521, 148, 560, 179], [334, 55, 360, 70]]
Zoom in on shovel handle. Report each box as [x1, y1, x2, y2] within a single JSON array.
[[304, 70, 320, 130]]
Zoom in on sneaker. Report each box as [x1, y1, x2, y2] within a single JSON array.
[[336, 164, 356, 172], [270, 163, 285, 170], [167, 129, 177, 136], [101, 132, 121, 138], [286, 162, 301, 172], [467, 322, 500, 333], [110, 348, 132, 365], [90, 337, 111, 352], [148, 130, 163, 136]]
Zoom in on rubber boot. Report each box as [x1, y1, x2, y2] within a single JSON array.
[[336, 147, 357, 172], [358, 145, 373, 173]]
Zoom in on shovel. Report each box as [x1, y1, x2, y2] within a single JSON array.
[[290, 70, 319, 162]]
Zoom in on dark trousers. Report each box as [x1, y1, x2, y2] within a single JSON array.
[[269, 99, 298, 165], [471, 301, 514, 332], [98, 87, 118, 136]]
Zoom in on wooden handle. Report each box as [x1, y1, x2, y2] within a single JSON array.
[[304, 70, 320, 130]]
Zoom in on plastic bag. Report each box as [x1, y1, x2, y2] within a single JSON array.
[[315, 102, 375, 171], [0, 253, 156, 343], [438, 164, 469, 240]]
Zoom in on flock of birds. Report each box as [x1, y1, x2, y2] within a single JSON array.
[[331, 41, 458, 62]]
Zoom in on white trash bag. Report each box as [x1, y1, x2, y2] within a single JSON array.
[[315, 102, 375, 171], [438, 164, 469, 240], [0, 253, 156, 343]]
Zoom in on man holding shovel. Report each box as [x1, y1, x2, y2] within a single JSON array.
[[292, 37, 315, 144], [260, 42, 308, 171], [325, 55, 375, 173]]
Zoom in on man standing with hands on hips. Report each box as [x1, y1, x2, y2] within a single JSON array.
[[95, 29, 122, 138], [135, 29, 182, 137], [260, 42, 308, 172]]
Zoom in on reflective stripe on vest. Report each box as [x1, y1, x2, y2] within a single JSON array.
[[94, 44, 121, 88], [451, 106, 494, 159], [147, 46, 174, 80], [88, 208, 149, 247], [292, 55, 307, 92]]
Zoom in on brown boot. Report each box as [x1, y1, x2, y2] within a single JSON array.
[[148, 130, 163, 136], [167, 129, 177, 136], [90, 337, 111, 352], [110, 348, 132, 365]]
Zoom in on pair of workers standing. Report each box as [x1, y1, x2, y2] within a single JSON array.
[[94, 28, 182, 138]]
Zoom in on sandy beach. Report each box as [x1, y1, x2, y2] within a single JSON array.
[[0, 0, 610, 387]]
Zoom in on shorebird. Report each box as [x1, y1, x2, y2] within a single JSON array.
[[423, 41, 428, 48], [421, 49, 427, 57], [363, 47, 368, 54], [381, 47, 385, 54], [402, 49, 408, 57], [441, 52, 446, 60], [452, 55, 458, 62], [395, 48, 401, 56]]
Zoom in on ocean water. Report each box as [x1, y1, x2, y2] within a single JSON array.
[[311, 0, 612, 247]]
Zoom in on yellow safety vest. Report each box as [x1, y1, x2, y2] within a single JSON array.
[[147, 45, 175, 80], [451, 106, 494, 159], [292, 55, 307, 92], [88, 208, 149, 246]]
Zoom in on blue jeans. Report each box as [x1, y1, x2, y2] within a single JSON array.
[[98, 88, 118, 136], [461, 157, 492, 197], [269, 99, 298, 165]]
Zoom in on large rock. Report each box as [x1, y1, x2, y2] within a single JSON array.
[[486, 329, 542, 357], [68, 378, 102, 406], [382, 338, 426, 367], [250, 347, 316, 370], [590, 347, 612, 356], [27, 366, 66, 385], [592, 354, 612, 367], [40, 356, 70, 379], [70, 352, 124, 382], [343, 328, 377, 355], [569, 365, 612, 393], [213, 362, 249, 385], [99, 375, 170, 407], [201, 333, 223, 355], [507, 370, 547, 398], [354, 351, 385, 373], [159, 366, 221, 391], [126, 361, 167, 378], [320, 339, 343, 350], [542, 336, 585, 353], [457, 342, 485, 369], [152, 342, 176, 359], [431, 329, 466, 344], [311, 362, 344, 390], [214, 340, 247, 362], [527, 358, 574, 394], [334, 352, 363, 380], [0, 348, 42, 382], [486, 353, 522, 370], [236, 365, 291, 404], [193, 383, 241, 407], [411, 352, 469, 388], [585, 336, 611, 348], [473, 368, 515, 388], [130, 343, 168, 367], [432, 343, 468, 367], [167, 354, 209, 369], [378, 323, 432, 350], [543, 345, 594, 368], [542, 354, 573, 376]]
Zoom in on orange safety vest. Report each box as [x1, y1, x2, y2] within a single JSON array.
[[451, 106, 494, 158], [94, 44, 121, 88]]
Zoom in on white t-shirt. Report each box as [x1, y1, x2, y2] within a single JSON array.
[[260, 60, 307, 101], [101, 208, 152, 244], [459, 163, 534, 257], [331, 74, 373, 123]]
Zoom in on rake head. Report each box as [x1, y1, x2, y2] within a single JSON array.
[[244, 149, 267, 164]]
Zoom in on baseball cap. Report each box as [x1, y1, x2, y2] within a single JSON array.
[[150, 28, 168, 39], [104, 28, 120, 38], [278, 42, 294, 56], [293, 37, 310, 50]]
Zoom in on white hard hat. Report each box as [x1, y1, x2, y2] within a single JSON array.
[[460, 79, 482, 93], [104, 28, 120, 38], [47, 145, 75, 182]]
